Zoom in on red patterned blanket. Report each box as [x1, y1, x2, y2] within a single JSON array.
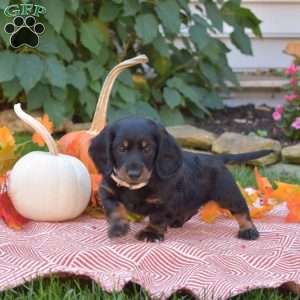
[[0, 204, 299, 299]]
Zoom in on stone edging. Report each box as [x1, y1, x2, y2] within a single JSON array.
[[167, 125, 298, 166]]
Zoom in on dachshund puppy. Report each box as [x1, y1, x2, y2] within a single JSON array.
[[89, 118, 273, 242]]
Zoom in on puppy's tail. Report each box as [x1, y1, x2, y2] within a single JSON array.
[[218, 149, 274, 164]]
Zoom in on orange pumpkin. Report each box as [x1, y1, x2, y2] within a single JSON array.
[[58, 55, 149, 205]]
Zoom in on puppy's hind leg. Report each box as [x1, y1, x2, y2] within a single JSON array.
[[212, 169, 259, 240]]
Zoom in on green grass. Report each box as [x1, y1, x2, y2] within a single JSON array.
[[2, 135, 299, 299], [0, 277, 298, 300]]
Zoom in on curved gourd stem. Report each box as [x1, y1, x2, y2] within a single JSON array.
[[14, 103, 59, 155], [88, 54, 149, 134]]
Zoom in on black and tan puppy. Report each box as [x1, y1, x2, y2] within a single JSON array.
[[89, 118, 272, 242]]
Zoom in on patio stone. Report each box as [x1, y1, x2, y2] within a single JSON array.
[[167, 125, 216, 150], [212, 132, 281, 165], [282, 144, 300, 164]]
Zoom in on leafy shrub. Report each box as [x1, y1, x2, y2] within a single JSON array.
[[0, 0, 261, 126], [273, 63, 300, 139]]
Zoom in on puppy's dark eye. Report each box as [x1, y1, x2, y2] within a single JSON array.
[[143, 145, 152, 154], [119, 145, 127, 152]]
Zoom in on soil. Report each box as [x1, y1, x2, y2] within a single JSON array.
[[196, 104, 296, 147]]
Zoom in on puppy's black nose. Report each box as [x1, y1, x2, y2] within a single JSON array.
[[127, 169, 142, 180]]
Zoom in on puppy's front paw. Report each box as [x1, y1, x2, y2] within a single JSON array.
[[238, 227, 259, 240], [135, 229, 164, 242], [108, 221, 129, 238]]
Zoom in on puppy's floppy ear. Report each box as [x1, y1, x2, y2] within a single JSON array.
[[89, 126, 113, 176], [155, 126, 182, 179]]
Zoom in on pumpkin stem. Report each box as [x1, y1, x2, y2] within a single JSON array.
[[89, 55, 149, 134], [14, 104, 59, 155]]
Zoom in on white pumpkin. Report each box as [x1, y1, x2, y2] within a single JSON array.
[[8, 104, 91, 222]]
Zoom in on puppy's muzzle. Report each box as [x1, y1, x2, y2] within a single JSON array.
[[127, 168, 142, 181], [114, 165, 152, 186]]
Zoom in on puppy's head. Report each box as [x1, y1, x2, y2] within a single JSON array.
[[89, 117, 182, 185]]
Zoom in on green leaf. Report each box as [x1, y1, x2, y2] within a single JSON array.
[[86, 60, 105, 81], [0, 14, 10, 47], [230, 26, 252, 55], [177, 0, 189, 10], [52, 87, 66, 102], [0, 0, 9, 10], [134, 14, 158, 44], [2, 80, 22, 102], [39, 25, 59, 54], [89, 80, 101, 94], [62, 15, 77, 44], [27, 83, 50, 111], [202, 91, 224, 109], [221, 2, 261, 37], [68, 0, 79, 12], [159, 106, 185, 126], [220, 62, 239, 86], [0, 51, 16, 82], [167, 77, 186, 90], [15, 54, 44, 92], [118, 69, 133, 87], [43, 98, 66, 126], [204, 0, 223, 31], [154, 56, 171, 76], [163, 87, 182, 109], [66, 63, 87, 91], [56, 36, 74, 62], [80, 20, 103, 55], [42, 0, 65, 33], [123, 0, 140, 16], [45, 56, 67, 88], [155, 0, 181, 34], [204, 38, 230, 59], [79, 88, 97, 118], [153, 35, 170, 57], [131, 102, 160, 121], [200, 62, 220, 83], [116, 21, 128, 42], [99, 1, 121, 22], [117, 83, 136, 103], [190, 24, 211, 50], [167, 77, 210, 114]]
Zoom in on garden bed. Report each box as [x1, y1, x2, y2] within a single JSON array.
[[196, 104, 295, 147]]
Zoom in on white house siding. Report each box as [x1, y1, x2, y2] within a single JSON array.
[[189, 0, 300, 71], [221, 0, 300, 71]]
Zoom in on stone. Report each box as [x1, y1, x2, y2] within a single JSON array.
[[212, 132, 281, 166], [167, 125, 216, 150], [182, 148, 212, 155], [267, 163, 300, 179], [0, 109, 42, 132], [282, 144, 300, 164], [0, 109, 73, 133]]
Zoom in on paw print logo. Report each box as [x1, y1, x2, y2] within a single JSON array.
[[4, 16, 45, 48]]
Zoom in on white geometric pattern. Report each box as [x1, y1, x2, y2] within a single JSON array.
[[0, 204, 299, 299]]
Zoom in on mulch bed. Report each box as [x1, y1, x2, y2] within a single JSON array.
[[196, 104, 296, 147]]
